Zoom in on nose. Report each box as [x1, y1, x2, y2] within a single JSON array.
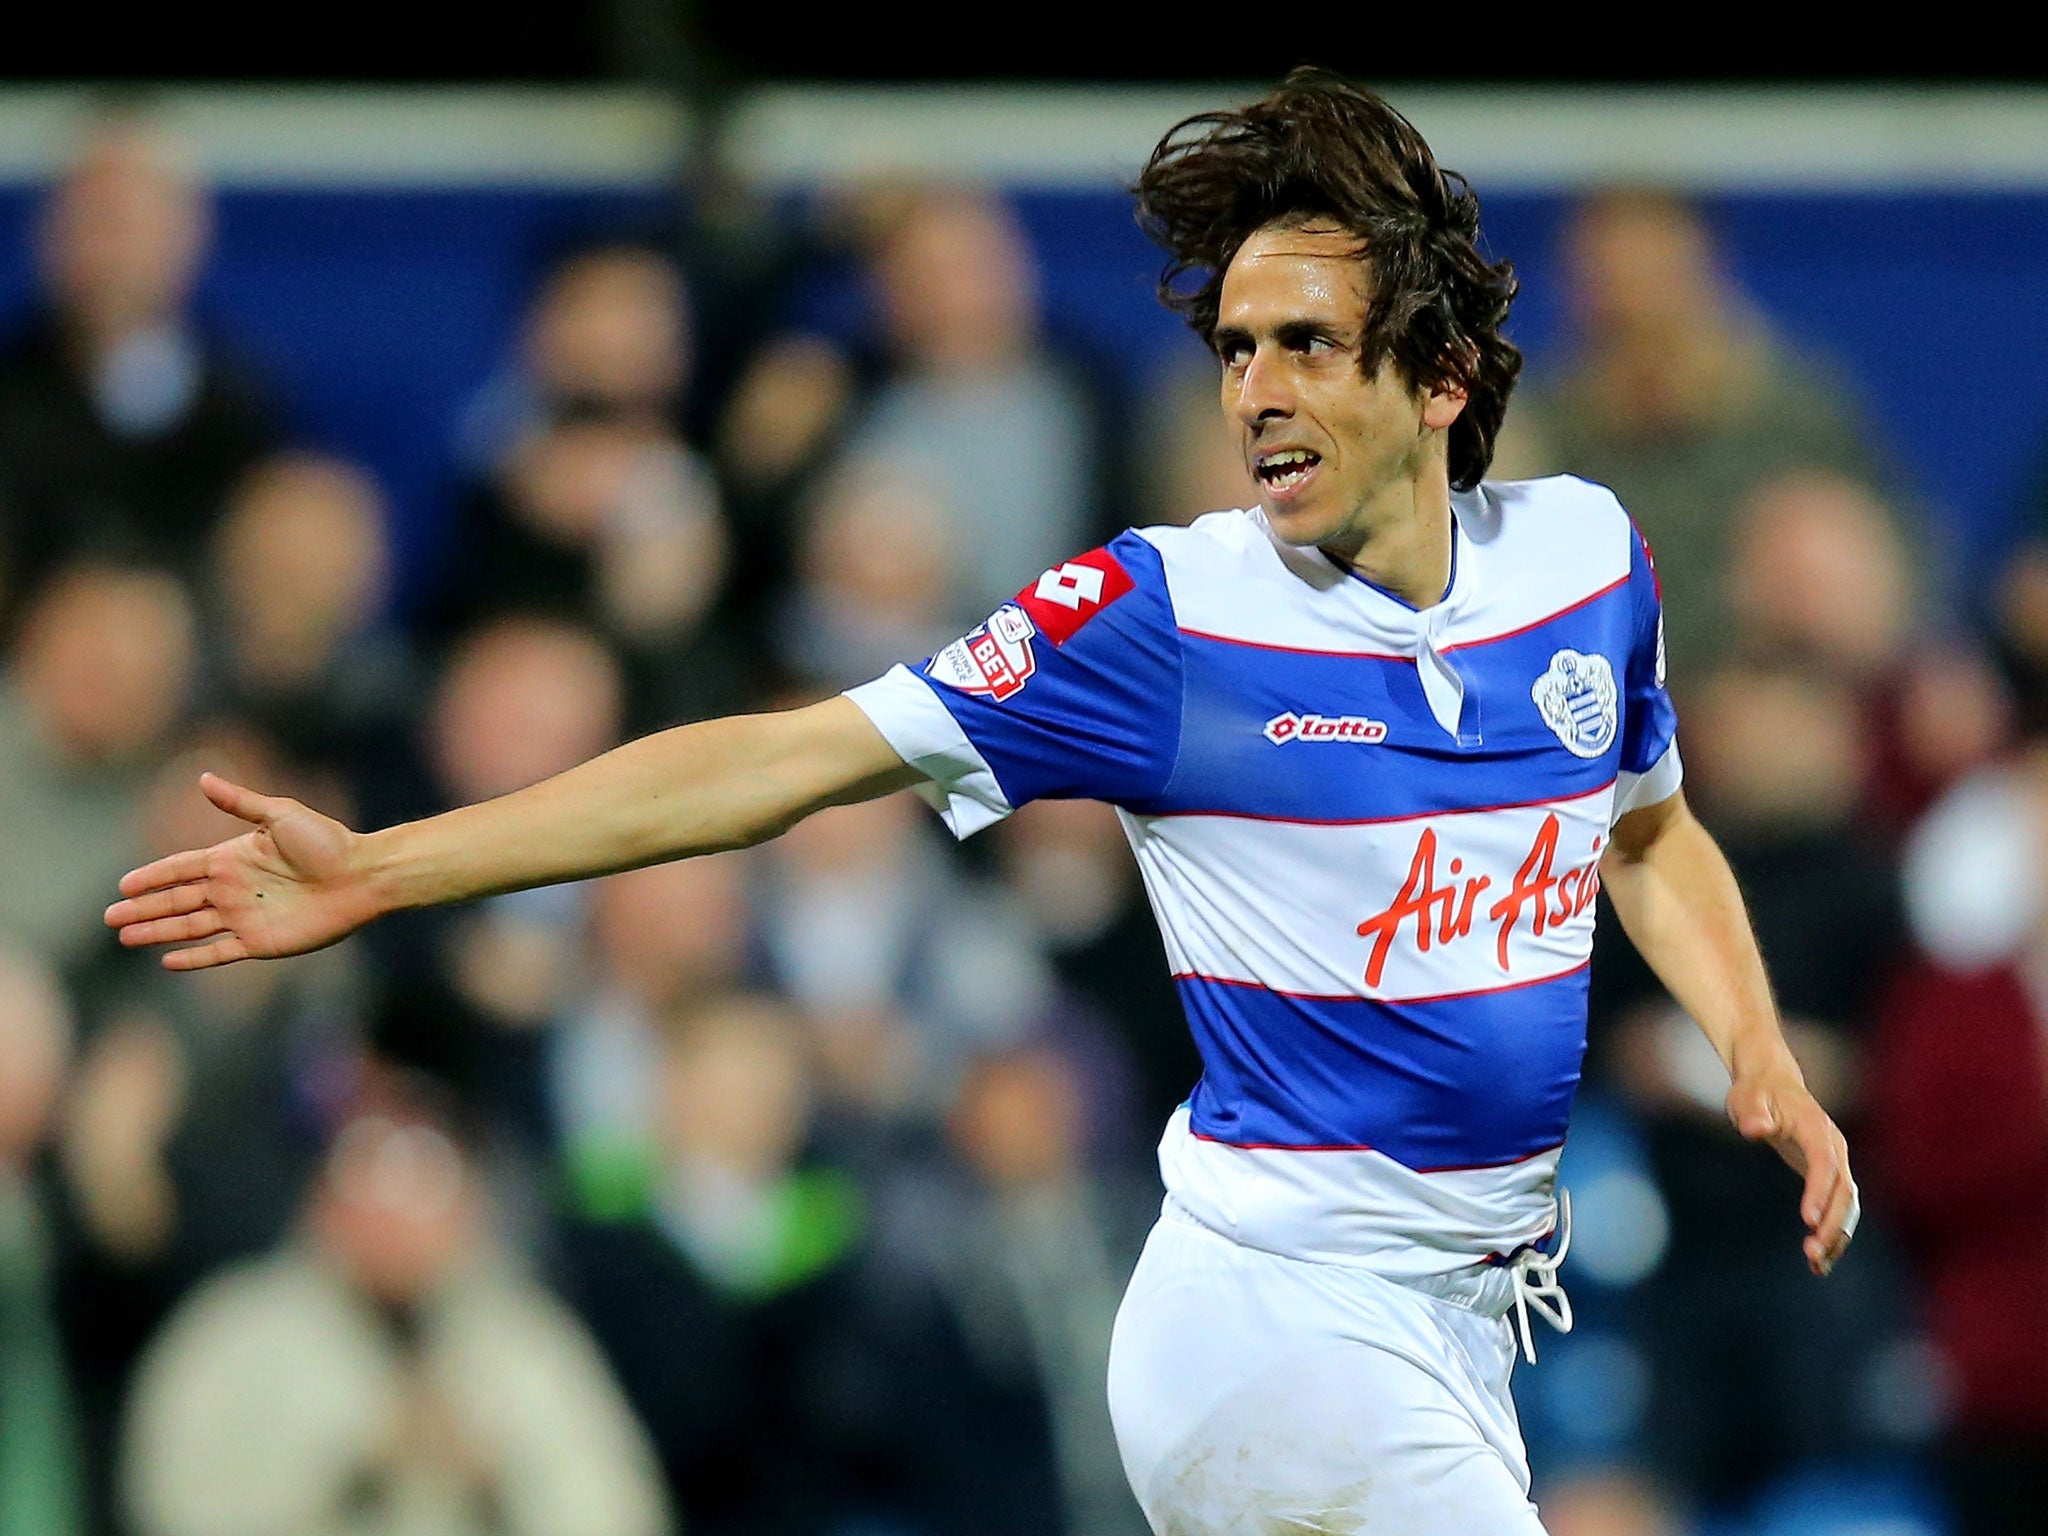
[[1230, 344, 1294, 429]]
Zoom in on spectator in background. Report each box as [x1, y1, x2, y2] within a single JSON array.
[[53, 726, 363, 1530], [754, 789, 1054, 1129], [1594, 655, 1916, 1513], [1727, 467, 2008, 833], [1870, 742, 2048, 1536], [120, 1072, 671, 1536], [429, 618, 625, 823], [1535, 1473, 1679, 1536], [60, 728, 358, 1285], [558, 990, 870, 1536], [733, 187, 1099, 629], [1131, 355, 1258, 530], [1727, 470, 1914, 685], [550, 854, 756, 1218], [1986, 524, 2048, 741], [205, 452, 418, 825], [437, 243, 739, 729], [1497, 189, 1904, 682], [773, 457, 963, 692], [0, 110, 275, 623], [714, 329, 856, 535], [990, 799, 1198, 1141], [438, 410, 734, 727], [0, 947, 82, 1536], [849, 188, 1098, 616], [862, 1046, 1154, 1536], [0, 562, 195, 969], [409, 617, 626, 1139], [459, 240, 694, 464]]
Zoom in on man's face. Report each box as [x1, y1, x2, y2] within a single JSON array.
[[1214, 222, 1462, 557], [42, 130, 209, 338]]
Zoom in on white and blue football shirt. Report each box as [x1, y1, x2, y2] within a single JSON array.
[[845, 475, 1681, 1281]]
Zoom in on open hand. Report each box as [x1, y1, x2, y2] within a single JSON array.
[[1727, 1067, 1859, 1277], [104, 773, 382, 969]]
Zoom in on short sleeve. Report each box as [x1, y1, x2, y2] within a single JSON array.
[[1614, 520, 1683, 817], [844, 530, 1183, 838]]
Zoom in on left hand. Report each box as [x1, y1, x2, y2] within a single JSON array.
[[1727, 1067, 1859, 1276]]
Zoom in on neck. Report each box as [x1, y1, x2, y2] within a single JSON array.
[[232, 624, 339, 692], [1588, 312, 1762, 429], [63, 302, 172, 367], [1318, 473, 1457, 608]]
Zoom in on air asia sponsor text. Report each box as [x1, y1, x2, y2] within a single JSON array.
[[1355, 813, 1603, 986]]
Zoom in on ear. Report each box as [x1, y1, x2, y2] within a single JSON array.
[[1422, 381, 1468, 431]]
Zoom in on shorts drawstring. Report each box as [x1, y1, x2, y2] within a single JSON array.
[[1507, 1190, 1574, 1364]]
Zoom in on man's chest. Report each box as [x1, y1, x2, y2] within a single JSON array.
[[1148, 586, 1637, 825]]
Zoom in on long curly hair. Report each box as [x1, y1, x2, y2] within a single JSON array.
[[1134, 68, 1522, 491]]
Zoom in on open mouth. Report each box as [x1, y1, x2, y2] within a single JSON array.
[[1255, 449, 1322, 495]]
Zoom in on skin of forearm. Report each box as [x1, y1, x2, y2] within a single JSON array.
[[361, 700, 915, 916], [1600, 796, 1801, 1085]]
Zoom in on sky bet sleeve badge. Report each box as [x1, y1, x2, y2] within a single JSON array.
[[1532, 649, 1618, 758], [927, 604, 1039, 702]]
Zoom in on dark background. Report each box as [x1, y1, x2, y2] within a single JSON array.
[[8, 6, 2045, 87]]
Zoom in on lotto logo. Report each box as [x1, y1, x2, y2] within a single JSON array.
[[1264, 711, 1389, 745], [1034, 563, 1106, 609], [1015, 548, 1135, 644]]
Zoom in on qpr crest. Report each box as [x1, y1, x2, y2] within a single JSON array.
[[1532, 648, 1618, 758]]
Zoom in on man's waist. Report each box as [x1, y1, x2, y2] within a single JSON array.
[[1156, 1107, 1561, 1314]]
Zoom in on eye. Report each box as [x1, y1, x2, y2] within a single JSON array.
[[1218, 338, 1252, 368], [1272, 323, 1340, 357]]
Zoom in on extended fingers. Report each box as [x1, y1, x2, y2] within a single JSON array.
[[1799, 1140, 1841, 1229], [1816, 1181, 1860, 1271], [116, 850, 212, 900], [106, 883, 210, 930], [199, 772, 291, 828], [1799, 1131, 1856, 1276], [161, 934, 251, 971], [118, 909, 229, 950]]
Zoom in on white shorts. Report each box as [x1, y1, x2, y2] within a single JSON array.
[[1107, 1201, 1548, 1535]]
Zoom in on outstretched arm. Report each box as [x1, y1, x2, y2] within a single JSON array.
[[1600, 789, 1859, 1277], [106, 697, 919, 970]]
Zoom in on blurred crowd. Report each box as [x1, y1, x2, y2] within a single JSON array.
[[2, 115, 2046, 1536]]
